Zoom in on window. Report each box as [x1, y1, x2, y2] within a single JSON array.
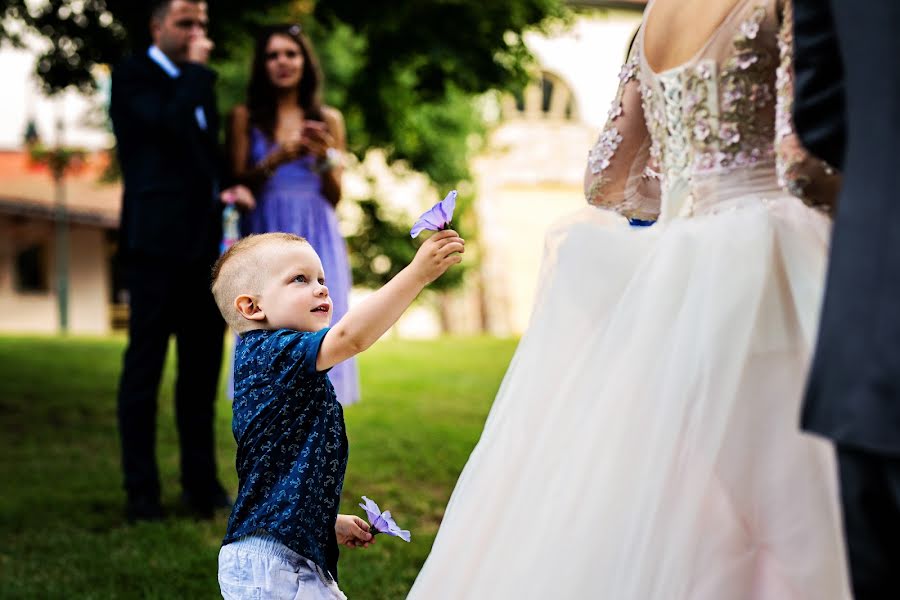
[[15, 244, 49, 293], [541, 77, 555, 113], [510, 71, 578, 121]]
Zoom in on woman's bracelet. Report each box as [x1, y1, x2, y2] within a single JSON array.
[[314, 147, 343, 174]]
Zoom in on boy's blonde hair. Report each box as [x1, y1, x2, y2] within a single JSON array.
[[211, 232, 309, 333]]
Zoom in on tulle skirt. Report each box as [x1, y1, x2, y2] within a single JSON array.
[[408, 192, 850, 599]]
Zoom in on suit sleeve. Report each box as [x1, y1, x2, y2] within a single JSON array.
[[790, 0, 846, 170]]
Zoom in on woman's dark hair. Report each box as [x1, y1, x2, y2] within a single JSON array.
[[247, 24, 324, 139]]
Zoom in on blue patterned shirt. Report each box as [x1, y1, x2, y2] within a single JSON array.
[[223, 328, 348, 576]]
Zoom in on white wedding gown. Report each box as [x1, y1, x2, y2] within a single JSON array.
[[408, 0, 851, 598]]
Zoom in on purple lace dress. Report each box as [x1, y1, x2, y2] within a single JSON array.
[[242, 127, 360, 406]]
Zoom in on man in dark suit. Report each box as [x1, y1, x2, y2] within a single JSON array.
[[793, 2, 900, 596], [110, 0, 253, 522]]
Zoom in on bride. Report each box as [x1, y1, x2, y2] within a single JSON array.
[[408, 0, 850, 597]]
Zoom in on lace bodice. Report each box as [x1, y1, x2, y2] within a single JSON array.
[[585, 0, 838, 222]]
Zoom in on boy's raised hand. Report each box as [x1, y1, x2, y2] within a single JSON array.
[[410, 229, 465, 285], [316, 228, 464, 371], [335, 514, 375, 549]]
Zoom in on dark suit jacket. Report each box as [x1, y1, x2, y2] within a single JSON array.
[[794, 0, 900, 456], [110, 52, 223, 261]]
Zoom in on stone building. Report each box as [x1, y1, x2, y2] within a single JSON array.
[[441, 1, 646, 335]]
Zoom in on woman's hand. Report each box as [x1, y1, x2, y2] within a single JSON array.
[[300, 121, 336, 161], [267, 121, 335, 170], [270, 128, 304, 166]]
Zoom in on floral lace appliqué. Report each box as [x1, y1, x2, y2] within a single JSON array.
[[693, 5, 776, 173], [640, 5, 778, 181], [588, 127, 624, 175], [587, 55, 638, 178]]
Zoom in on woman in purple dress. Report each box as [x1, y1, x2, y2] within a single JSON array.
[[227, 24, 359, 405]]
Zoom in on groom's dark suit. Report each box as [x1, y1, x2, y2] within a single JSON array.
[[110, 51, 226, 517], [793, 1, 900, 596]]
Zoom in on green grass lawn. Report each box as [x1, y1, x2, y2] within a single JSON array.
[[0, 335, 517, 599]]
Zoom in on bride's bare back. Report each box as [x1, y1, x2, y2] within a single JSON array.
[[643, 0, 746, 72]]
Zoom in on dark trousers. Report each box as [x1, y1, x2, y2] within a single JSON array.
[[117, 254, 225, 500], [838, 446, 900, 600]]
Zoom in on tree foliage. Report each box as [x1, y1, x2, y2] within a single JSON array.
[[311, 0, 562, 186]]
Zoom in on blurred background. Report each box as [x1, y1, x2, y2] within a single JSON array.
[[0, 0, 645, 338]]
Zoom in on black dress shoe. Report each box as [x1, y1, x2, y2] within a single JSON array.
[[181, 486, 233, 519], [126, 494, 165, 523]]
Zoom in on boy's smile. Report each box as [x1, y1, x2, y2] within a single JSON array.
[[255, 242, 333, 332]]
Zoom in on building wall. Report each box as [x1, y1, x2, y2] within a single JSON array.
[[473, 121, 595, 335], [0, 216, 110, 334], [67, 226, 111, 334], [471, 10, 642, 335]]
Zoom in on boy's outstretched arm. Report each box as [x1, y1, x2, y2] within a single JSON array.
[[316, 229, 464, 371]]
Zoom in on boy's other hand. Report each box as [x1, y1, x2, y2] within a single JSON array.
[[411, 229, 465, 285], [335, 514, 375, 549], [220, 184, 256, 211]]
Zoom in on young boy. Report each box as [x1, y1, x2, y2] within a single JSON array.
[[211, 230, 464, 599]]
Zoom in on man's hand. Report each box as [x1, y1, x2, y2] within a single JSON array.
[[410, 229, 465, 285], [220, 185, 255, 211], [187, 35, 214, 64], [335, 514, 374, 549]]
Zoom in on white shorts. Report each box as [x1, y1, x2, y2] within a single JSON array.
[[218, 531, 347, 600]]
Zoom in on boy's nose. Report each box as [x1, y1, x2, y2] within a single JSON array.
[[317, 285, 329, 297]]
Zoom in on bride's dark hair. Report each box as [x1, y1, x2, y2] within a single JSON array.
[[247, 24, 324, 139]]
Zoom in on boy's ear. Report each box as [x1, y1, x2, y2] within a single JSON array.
[[235, 295, 266, 322]]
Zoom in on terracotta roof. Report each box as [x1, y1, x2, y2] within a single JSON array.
[[0, 150, 121, 228]]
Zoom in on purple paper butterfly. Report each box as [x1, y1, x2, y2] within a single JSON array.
[[359, 496, 411, 542], [410, 190, 457, 238]]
